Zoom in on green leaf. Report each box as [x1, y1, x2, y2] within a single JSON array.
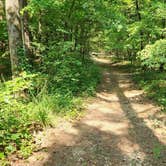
[[0, 152, 5, 159]]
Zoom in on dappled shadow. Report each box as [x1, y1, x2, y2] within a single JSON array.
[[43, 124, 131, 166], [96, 60, 166, 165], [108, 67, 166, 165], [19, 58, 166, 166]]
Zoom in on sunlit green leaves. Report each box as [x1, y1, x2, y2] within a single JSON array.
[[138, 39, 166, 69]]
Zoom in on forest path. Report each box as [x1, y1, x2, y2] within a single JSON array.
[[14, 57, 166, 166]]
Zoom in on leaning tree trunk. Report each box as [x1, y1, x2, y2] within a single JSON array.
[[5, 0, 22, 77]]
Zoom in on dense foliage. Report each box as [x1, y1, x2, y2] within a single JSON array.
[[133, 70, 166, 112], [0, 58, 100, 161], [0, 0, 165, 164], [138, 39, 166, 70], [0, 0, 102, 162]]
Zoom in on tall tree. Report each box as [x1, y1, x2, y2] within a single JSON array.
[[5, 0, 22, 76], [135, 0, 143, 49], [20, 0, 31, 57]]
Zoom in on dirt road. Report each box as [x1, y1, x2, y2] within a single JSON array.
[[13, 58, 166, 166]]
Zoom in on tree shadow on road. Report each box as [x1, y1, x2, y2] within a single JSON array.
[[41, 61, 166, 166], [108, 65, 166, 165]]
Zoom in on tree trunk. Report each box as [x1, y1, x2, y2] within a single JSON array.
[[161, 18, 166, 39], [135, 0, 143, 50], [5, 0, 22, 77], [19, 0, 30, 55], [19, 0, 31, 57]]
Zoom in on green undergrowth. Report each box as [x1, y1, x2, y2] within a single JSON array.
[[133, 70, 166, 112], [0, 56, 101, 164]]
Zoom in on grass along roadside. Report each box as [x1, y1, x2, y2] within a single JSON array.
[[133, 70, 166, 113], [0, 57, 101, 165]]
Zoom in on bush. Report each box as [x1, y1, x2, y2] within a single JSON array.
[[0, 52, 101, 161], [41, 44, 101, 95], [138, 39, 166, 70], [0, 73, 36, 159], [133, 71, 166, 112]]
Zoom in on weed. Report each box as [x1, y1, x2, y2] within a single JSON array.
[[153, 145, 162, 159]]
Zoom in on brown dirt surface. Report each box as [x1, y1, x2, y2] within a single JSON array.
[[12, 57, 166, 166]]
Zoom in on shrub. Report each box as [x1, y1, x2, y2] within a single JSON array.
[[41, 44, 101, 95], [0, 72, 36, 159], [0, 53, 101, 161], [138, 39, 166, 70], [133, 71, 166, 112]]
